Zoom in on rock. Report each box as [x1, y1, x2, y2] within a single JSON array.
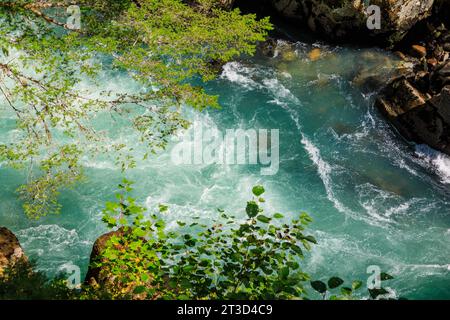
[[431, 60, 450, 91], [432, 44, 445, 61], [378, 78, 427, 117], [218, 0, 235, 10], [427, 57, 438, 67], [352, 71, 386, 93], [397, 103, 450, 154], [275, 40, 297, 61], [281, 50, 297, 61], [85, 228, 167, 299], [85, 228, 127, 287], [395, 51, 409, 61], [429, 85, 450, 121], [259, 38, 277, 58], [0, 227, 27, 277], [411, 45, 427, 58], [268, 0, 436, 44], [376, 72, 450, 156], [308, 48, 321, 61]]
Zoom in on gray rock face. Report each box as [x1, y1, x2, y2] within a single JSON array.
[[269, 0, 435, 43], [0, 227, 27, 276], [218, 0, 235, 9], [369, 4, 450, 156]]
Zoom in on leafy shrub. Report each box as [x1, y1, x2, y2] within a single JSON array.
[[92, 180, 318, 299]]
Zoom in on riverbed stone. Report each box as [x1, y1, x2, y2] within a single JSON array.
[[0, 227, 27, 276], [411, 45, 427, 58]]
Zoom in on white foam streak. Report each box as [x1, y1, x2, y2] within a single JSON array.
[[301, 137, 353, 217]]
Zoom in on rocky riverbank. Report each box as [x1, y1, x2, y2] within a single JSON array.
[[376, 18, 450, 155], [236, 0, 450, 156]]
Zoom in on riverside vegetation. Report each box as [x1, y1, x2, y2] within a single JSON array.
[[0, 182, 395, 300], [0, 0, 271, 218]]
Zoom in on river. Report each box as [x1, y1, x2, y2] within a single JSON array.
[[1, 37, 450, 299]]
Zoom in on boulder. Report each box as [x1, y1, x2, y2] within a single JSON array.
[[0, 227, 27, 277], [431, 60, 450, 90], [216, 0, 235, 10], [376, 76, 450, 155], [259, 38, 278, 57], [411, 45, 427, 58], [85, 228, 168, 299], [85, 228, 127, 287], [397, 102, 450, 154], [430, 85, 450, 122]]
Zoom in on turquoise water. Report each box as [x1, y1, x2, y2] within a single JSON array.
[[1, 40, 450, 299]]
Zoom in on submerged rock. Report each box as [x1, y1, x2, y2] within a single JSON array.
[[0, 227, 27, 276], [308, 48, 321, 61]]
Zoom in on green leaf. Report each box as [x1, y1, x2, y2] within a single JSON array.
[[257, 215, 271, 223], [303, 235, 317, 244], [246, 201, 259, 218], [273, 213, 284, 219], [328, 277, 344, 289], [182, 265, 195, 273], [352, 280, 362, 290], [279, 266, 289, 280], [158, 204, 169, 213], [133, 286, 146, 294], [133, 228, 146, 237], [341, 287, 352, 296], [252, 185, 265, 197], [352, 280, 363, 290], [311, 280, 327, 294]]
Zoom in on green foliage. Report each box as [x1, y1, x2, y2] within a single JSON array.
[[93, 182, 316, 299], [0, 260, 75, 300], [0, 0, 272, 218]]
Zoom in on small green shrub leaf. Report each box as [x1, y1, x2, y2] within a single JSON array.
[[257, 215, 271, 223], [328, 277, 344, 289], [246, 201, 259, 218], [311, 280, 327, 294], [252, 185, 265, 196]]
